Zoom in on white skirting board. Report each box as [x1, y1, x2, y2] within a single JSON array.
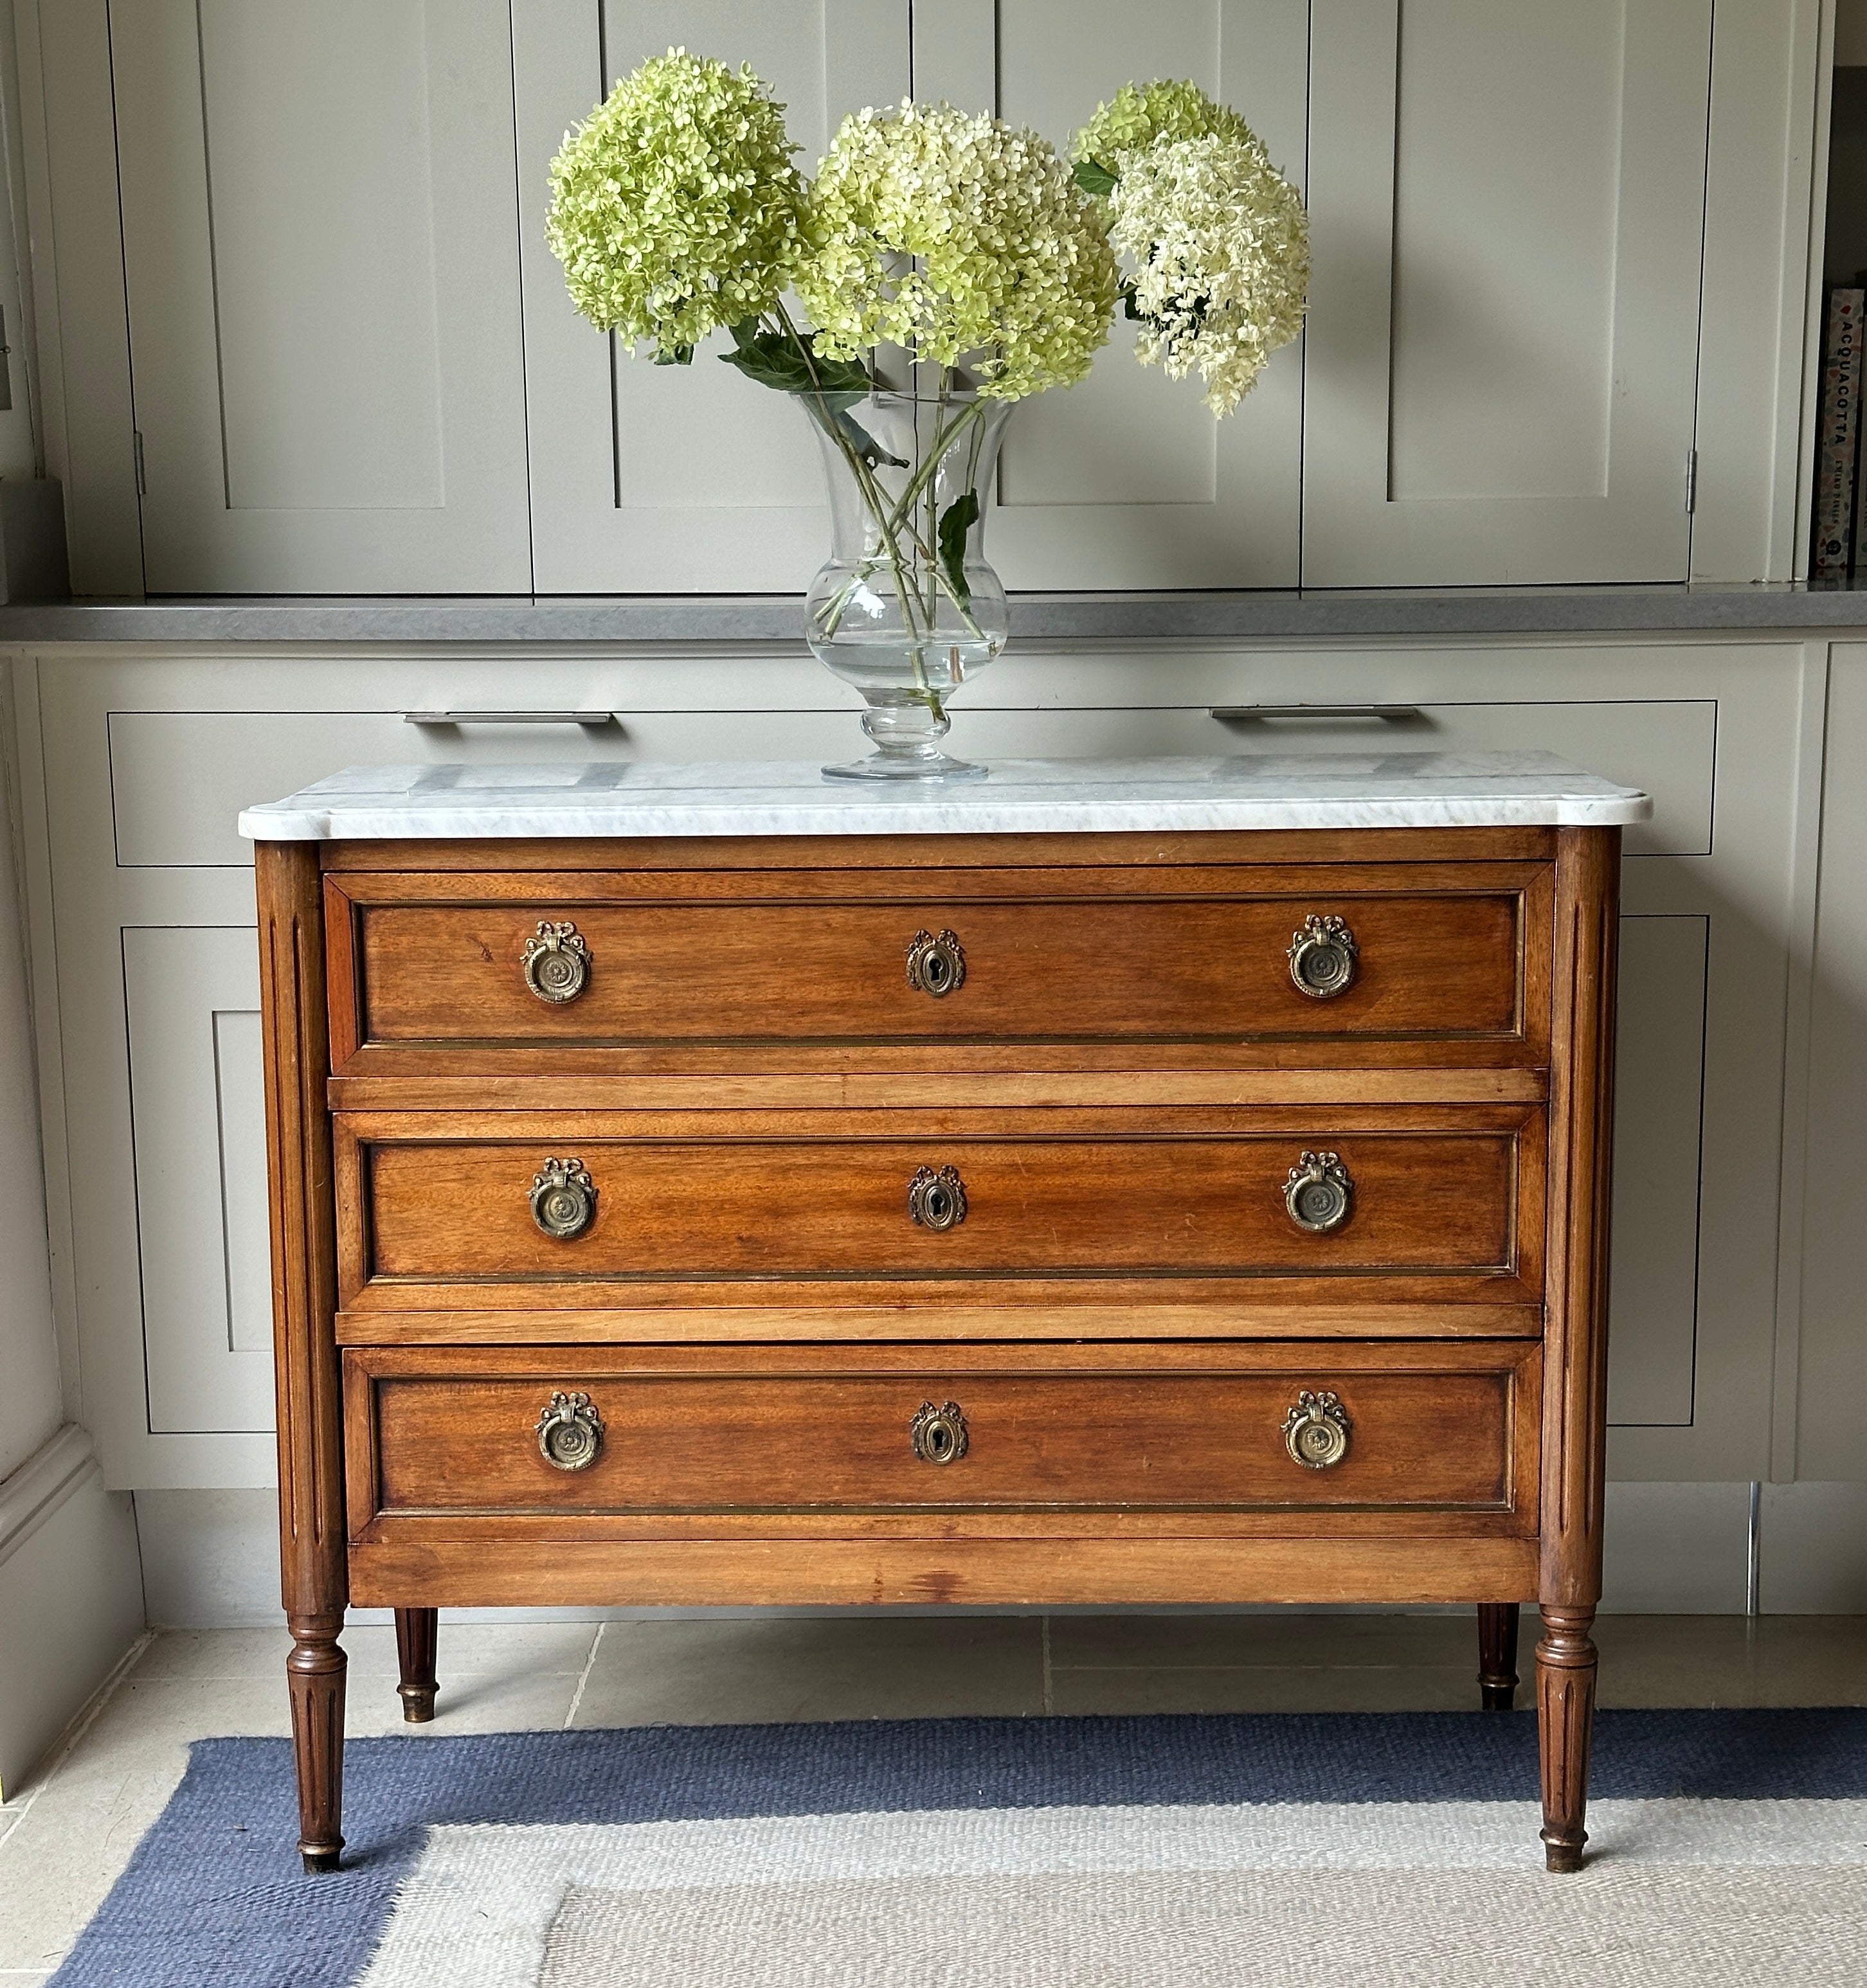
[[0, 1426, 144, 1794], [132, 1482, 1867, 1629]]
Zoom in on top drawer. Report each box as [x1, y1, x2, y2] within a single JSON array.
[[327, 857, 1551, 1071]]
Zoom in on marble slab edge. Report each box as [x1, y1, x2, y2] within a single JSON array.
[[240, 798, 1654, 841], [15, 587, 1867, 646]]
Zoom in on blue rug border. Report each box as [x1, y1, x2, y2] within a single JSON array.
[[46, 1707, 1867, 1988]]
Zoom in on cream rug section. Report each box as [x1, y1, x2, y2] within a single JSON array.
[[356, 1799, 1867, 1988], [542, 1865, 1867, 1988]]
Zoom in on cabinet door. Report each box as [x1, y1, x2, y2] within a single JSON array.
[[514, 2, 909, 592], [109, 0, 531, 592], [1303, 0, 1712, 584], [928, 0, 1307, 589]]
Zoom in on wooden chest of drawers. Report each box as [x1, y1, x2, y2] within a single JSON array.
[[252, 769, 1633, 1877]]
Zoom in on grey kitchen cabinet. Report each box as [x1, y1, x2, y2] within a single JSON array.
[[109, 0, 532, 592], [512, 1, 911, 593], [25, 1, 1814, 591], [12, 640, 1805, 1493], [1301, 0, 1714, 584]]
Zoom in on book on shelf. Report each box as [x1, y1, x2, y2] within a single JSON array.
[[1815, 287, 1865, 582]]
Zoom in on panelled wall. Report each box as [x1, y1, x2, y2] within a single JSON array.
[[10, 636, 1852, 1515], [13, 0, 1826, 594]]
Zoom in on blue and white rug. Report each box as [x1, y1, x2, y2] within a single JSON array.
[[47, 1710, 1867, 1986]]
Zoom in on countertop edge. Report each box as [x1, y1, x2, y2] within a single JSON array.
[[19, 588, 1867, 645]]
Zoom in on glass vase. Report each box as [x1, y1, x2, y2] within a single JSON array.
[[798, 386, 1011, 781]]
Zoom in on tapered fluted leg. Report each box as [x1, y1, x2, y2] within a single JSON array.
[[1536, 1605, 1598, 1872], [1478, 1603, 1520, 1711], [395, 1607, 438, 1723], [287, 1613, 347, 1872]]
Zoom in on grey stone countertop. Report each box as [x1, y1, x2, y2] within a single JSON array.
[[11, 585, 1867, 645]]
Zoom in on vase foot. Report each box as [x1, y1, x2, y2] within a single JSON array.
[[822, 751, 989, 783]]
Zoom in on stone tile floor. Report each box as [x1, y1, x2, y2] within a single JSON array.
[[0, 1610, 1861, 1981]]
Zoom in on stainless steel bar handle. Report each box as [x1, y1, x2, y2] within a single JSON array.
[[402, 710, 620, 726], [1210, 704, 1423, 722]]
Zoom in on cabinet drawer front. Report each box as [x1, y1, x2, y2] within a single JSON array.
[[341, 1113, 1538, 1296], [345, 1342, 1537, 1521], [332, 870, 1541, 1064]]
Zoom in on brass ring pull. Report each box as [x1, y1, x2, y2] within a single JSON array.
[[530, 1156, 597, 1239], [908, 1164, 968, 1231], [910, 1399, 969, 1464], [1288, 914, 1358, 999], [906, 929, 966, 998], [536, 1390, 604, 1471], [523, 920, 591, 1004], [1284, 1151, 1353, 1234], [1283, 1390, 1351, 1469]]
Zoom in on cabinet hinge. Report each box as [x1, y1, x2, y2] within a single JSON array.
[[132, 429, 145, 496], [1684, 447, 1697, 514]]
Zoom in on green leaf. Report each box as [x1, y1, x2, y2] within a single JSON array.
[[937, 490, 980, 612], [830, 411, 909, 470], [653, 342, 695, 365], [718, 332, 872, 404], [1073, 156, 1118, 197]]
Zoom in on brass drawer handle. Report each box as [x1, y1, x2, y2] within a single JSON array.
[[1284, 1151, 1353, 1234], [536, 1390, 604, 1470], [911, 1399, 969, 1464], [1283, 1390, 1351, 1469], [1288, 913, 1358, 998], [908, 1164, 968, 1231], [906, 928, 966, 998], [523, 920, 591, 1004], [531, 1157, 597, 1239]]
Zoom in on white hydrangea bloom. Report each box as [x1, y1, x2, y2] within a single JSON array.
[[798, 100, 1116, 401], [1108, 132, 1308, 416]]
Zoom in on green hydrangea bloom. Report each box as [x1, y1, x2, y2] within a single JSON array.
[[1072, 80, 1250, 172], [797, 101, 1117, 401], [546, 49, 804, 361]]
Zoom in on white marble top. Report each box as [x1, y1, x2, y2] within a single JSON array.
[[239, 754, 1651, 841]]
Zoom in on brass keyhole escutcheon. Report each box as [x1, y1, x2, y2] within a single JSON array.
[[530, 1157, 597, 1240], [536, 1390, 604, 1471], [1282, 1390, 1351, 1469], [522, 920, 591, 1004], [906, 929, 966, 998], [908, 1165, 968, 1232], [1283, 1151, 1354, 1235], [1287, 914, 1358, 999], [910, 1400, 969, 1465]]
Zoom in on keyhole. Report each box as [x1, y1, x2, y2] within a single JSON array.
[[926, 953, 950, 991], [927, 1187, 951, 1222], [928, 1422, 953, 1460]]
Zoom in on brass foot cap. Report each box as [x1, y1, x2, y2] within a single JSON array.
[[1541, 1834, 1586, 1874], [1479, 1685, 1517, 1711], [399, 1689, 437, 1724], [301, 1847, 342, 1875]]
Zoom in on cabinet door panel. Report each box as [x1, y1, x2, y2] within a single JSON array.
[[987, 0, 1306, 587], [122, 928, 273, 1434], [109, 0, 530, 591], [514, 0, 908, 591], [1303, 0, 1711, 583]]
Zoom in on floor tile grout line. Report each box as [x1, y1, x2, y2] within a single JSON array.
[[563, 1621, 605, 1729], [0, 1630, 156, 1836]]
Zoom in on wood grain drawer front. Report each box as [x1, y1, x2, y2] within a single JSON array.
[[336, 1107, 1543, 1307], [329, 864, 1546, 1068], [345, 1342, 1538, 1526]]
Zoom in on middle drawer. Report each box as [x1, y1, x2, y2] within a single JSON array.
[[334, 1106, 1545, 1316]]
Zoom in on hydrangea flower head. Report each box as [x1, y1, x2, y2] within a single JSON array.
[[797, 102, 1117, 400], [546, 49, 804, 360], [1074, 80, 1251, 174], [1110, 131, 1308, 416]]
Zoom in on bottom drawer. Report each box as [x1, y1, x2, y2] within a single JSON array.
[[344, 1341, 1540, 1527]]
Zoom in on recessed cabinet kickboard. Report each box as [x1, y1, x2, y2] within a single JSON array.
[[249, 764, 1639, 1876]]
